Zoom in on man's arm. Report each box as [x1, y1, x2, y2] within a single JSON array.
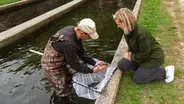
[[52, 41, 93, 73]]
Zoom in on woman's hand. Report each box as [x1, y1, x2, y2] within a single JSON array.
[[124, 52, 132, 61]]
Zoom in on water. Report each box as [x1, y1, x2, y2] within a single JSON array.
[[0, 0, 136, 104], [0, 0, 72, 32]]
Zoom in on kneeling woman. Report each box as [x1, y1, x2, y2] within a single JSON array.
[[113, 8, 174, 84]]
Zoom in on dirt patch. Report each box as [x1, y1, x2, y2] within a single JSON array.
[[164, 0, 184, 66], [141, 89, 155, 104], [164, 0, 184, 98], [179, 0, 184, 16]]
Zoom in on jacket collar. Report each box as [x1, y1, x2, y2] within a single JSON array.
[[128, 23, 138, 37]]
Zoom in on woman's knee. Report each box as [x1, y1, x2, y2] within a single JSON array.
[[117, 60, 124, 70], [117, 58, 136, 70], [117, 58, 128, 70]]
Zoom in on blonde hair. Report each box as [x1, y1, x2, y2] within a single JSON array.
[[113, 8, 136, 35]]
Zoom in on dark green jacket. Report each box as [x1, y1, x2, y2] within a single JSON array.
[[124, 24, 164, 68]]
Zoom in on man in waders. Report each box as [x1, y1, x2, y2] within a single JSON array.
[[41, 18, 107, 104]]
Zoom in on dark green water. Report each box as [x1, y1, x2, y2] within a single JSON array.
[[0, 0, 72, 32], [0, 0, 136, 104]]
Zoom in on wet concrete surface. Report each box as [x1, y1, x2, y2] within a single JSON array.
[[0, 0, 72, 32]]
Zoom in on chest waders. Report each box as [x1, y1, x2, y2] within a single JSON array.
[[41, 33, 73, 97]]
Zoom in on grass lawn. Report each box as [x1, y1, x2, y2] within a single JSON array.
[[116, 0, 184, 104], [0, 0, 20, 6]]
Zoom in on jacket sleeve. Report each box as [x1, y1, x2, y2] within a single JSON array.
[[52, 41, 93, 73], [131, 32, 152, 64]]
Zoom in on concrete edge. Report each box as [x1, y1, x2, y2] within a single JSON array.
[[95, 0, 142, 104], [0, 0, 88, 49], [0, 0, 37, 13]]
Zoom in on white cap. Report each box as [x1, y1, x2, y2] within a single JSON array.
[[77, 18, 99, 39]]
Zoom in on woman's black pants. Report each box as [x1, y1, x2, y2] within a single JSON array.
[[117, 58, 166, 84]]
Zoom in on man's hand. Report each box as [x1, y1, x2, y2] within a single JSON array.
[[93, 61, 107, 73], [95, 61, 106, 66]]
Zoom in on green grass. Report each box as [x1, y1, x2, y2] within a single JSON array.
[[116, 0, 184, 104], [0, 0, 20, 6]]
